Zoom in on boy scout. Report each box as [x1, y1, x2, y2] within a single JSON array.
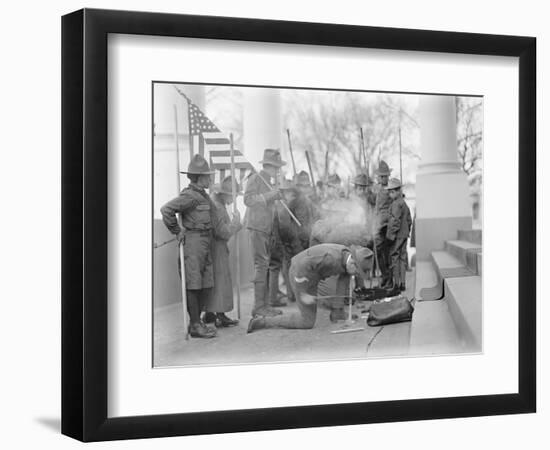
[[160, 154, 217, 339], [367, 161, 393, 288], [386, 178, 412, 292], [247, 244, 373, 332], [202, 176, 242, 328], [244, 148, 286, 317]]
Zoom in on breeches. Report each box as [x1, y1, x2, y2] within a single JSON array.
[[250, 230, 272, 284], [374, 225, 390, 278], [178, 232, 214, 290], [265, 266, 317, 329]]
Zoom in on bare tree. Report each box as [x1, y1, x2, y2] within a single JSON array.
[[456, 97, 483, 182], [282, 91, 419, 183]]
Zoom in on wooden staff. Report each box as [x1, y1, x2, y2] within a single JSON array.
[[348, 275, 355, 323], [324, 150, 329, 182], [286, 129, 297, 177], [229, 134, 241, 320], [237, 150, 302, 227], [398, 117, 403, 184], [360, 128, 368, 171], [254, 170, 302, 227], [305, 150, 317, 198], [173, 105, 189, 340], [358, 131, 363, 171]]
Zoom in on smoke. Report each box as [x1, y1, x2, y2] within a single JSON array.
[[310, 196, 378, 247]]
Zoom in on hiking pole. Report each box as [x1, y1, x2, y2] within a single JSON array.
[[253, 170, 302, 227], [286, 129, 297, 177], [305, 150, 318, 198], [234, 150, 301, 227], [229, 133, 241, 320]]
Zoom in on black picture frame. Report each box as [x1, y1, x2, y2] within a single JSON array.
[[61, 8, 536, 442]]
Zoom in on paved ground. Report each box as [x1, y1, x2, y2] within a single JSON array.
[[154, 270, 415, 367]]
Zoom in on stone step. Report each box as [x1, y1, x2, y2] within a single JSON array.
[[409, 299, 462, 355], [419, 251, 474, 300], [457, 229, 482, 245], [445, 240, 482, 275], [444, 276, 482, 352]]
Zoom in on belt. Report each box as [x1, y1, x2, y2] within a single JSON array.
[[184, 228, 212, 235]]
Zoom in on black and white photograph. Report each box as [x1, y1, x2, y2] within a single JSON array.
[[153, 82, 483, 367], [1, 0, 544, 448]]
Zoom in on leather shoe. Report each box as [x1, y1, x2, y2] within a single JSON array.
[[269, 299, 287, 307], [215, 313, 239, 327], [189, 323, 217, 338]]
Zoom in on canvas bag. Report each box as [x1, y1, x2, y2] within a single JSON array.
[[367, 296, 414, 326]]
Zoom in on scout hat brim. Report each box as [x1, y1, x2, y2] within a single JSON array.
[[179, 170, 216, 175], [259, 159, 286, 167]]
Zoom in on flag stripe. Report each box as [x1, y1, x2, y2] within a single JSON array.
[[203, 137, 230, 145], [185, 94, 254, 173], [211, 162, 255, 170], [206, 150, 246, 157]]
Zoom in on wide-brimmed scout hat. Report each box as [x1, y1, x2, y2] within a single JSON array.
[[294, 170, 311, 187], [352, 173, 372, 187], [375, 160, 392, 176], [212, 175, 242, 195], [350, 246, 374, 280], [259, 148, 286, 167], [386, 178, 402, 190], [180, 154, 215, 175], [326, 173, 342, 187]]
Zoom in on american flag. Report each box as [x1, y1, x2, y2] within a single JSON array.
[[184, 92, 253, 183]]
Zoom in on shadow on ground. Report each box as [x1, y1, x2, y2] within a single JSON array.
[[154, 271, 415, 368]]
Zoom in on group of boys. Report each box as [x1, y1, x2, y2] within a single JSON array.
[[161, 148, 412, 338]]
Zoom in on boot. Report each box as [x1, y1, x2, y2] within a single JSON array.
[[189, 322, 217, 338], [215, 313, 238, 328], [247, 316, 266, 333], [268, 271, 287, 307], [251, 280, 268, 315], [251, 305, 283, 317]]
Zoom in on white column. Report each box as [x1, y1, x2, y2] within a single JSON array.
[[243, 88, 282, 165], [415, 96, 472, 260]]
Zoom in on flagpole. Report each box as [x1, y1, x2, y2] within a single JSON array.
[[173, 104, 189, 340], [286, 129, 297, 177], [398, 112, 403, 185], [229, 133, 241, 320]]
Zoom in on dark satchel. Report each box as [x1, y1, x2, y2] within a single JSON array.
[[367, 296, 414, 327]]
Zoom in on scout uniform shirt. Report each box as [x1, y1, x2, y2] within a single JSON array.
[[290, 244, 351, 296], [387, 193, 412, 241], [244, 169, 278, 234]]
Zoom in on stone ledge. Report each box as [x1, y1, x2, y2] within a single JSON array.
[[444, 276, 482, 352], [409, 299, 462, 355]]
